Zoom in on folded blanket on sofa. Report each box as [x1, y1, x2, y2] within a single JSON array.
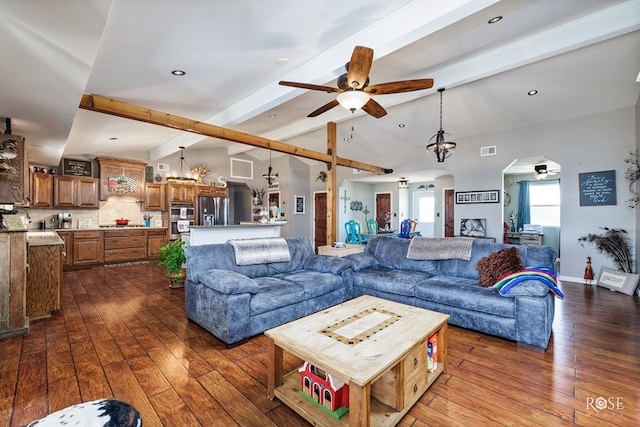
[[407, 237, 473, 260], [494, 267, 565, 299], [229, 237, 291, 265]]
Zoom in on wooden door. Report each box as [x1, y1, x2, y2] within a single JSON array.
[[314, 192, 327, 249], [375, 193, 391, 229], [444, 189, 455, 237]]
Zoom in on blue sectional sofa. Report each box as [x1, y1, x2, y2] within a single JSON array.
[[184, 237, 352, 345], [184, 235, 558, 349], [345, 236, 558, 348]]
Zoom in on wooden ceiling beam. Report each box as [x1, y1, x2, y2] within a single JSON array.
[[79, 94, 392, 175]]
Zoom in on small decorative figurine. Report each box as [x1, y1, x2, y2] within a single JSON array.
[[584, 256, 594, 285]]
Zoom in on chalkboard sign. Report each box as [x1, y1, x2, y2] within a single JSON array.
[[579, 170, 616, 206], [61, 158, 92, 176]]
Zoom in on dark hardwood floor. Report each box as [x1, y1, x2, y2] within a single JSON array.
[[1, 262, 638, 426]]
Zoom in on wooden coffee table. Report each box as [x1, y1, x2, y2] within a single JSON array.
[[266, 295, 449, 427]]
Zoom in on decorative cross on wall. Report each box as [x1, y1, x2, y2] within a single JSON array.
[[340, 190, 351, 213], [362, 205, 370, 221]]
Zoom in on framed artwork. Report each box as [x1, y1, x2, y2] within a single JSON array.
[[579, 170, 616, 206], [455, 190, 500, 204], [460, 218, 486, 237], [294, 195, 305, 214]]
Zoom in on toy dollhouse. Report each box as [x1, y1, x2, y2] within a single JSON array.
[[299, 362, 349, 418]]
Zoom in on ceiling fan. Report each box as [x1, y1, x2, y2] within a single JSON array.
[[534, 164, 559, 180], [279, 46, 434, 118]]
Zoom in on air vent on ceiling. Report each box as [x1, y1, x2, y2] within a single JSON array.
[[480, 145, 496, 156], [157, 163, 170, 171]]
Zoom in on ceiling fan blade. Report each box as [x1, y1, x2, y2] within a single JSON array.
[[346, 46, 373, 90], [361, 98, 387, 118], [307, 99, 341, 117], [279, 81, 341, 93], [365, 79, 434, 95]]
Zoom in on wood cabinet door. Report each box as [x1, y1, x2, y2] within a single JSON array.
[[147, 231, 168, 258], [76, 177, 99, 208], [167, 183, 195, 203], [144, 183, 165, 211], [31, 172, 53, 208], [183, 185, 196, 203], [53, 175, 77, 207], [97, 158, 146, 201], [73, 238, 103, 264]]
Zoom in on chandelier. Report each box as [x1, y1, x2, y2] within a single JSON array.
[[167, 146, 196, 183], [262, 150, 278, 185], [426, 88, 456, 162]]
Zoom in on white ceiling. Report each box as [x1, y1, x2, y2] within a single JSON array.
[[1, 0, 639, 184]]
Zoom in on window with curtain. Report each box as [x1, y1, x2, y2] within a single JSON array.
[[529, 180, 560, 226]]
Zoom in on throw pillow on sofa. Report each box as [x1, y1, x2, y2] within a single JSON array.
[[476, 246, 524, 287]]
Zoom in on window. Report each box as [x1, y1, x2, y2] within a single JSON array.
[[413, 191, 435, 223], [529, 181, 560, 226]]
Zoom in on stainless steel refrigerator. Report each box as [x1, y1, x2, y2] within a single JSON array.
[[197, 196, 229, 226]]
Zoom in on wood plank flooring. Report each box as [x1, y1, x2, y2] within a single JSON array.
[[1, 262, 638, 426]]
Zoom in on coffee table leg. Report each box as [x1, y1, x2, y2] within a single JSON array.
[[267, 337, 283, 400], [349, 381, 370, 426]]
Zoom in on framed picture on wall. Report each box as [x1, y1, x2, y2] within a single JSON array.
[[294, 195, 305, 214], [455, 190, 500, 204]]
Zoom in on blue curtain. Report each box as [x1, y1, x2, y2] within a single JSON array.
[[517, 180, 530, 231]]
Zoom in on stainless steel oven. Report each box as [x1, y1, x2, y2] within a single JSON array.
[[169, 203, 195, 240]]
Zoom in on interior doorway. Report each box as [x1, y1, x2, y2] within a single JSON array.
[[375, 192, 391, 229], [313, 192, 327, 249], [444, 189, 454, 237]]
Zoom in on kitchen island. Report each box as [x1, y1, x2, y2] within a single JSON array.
[[187, 222, 287, 246]]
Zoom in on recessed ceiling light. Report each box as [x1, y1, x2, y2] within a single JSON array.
[[344, 137, 350, 142], [268, 114, 277, 118], [398, 123, 405, 128], [528, 89, 538, 96], [171, 70, 186, 76], [109, 137, 118, 140], [277, 58, 289, 65], [488, 16, 502, 24]]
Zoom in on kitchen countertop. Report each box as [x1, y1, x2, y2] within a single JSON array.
[[26, 231, 64, 246]]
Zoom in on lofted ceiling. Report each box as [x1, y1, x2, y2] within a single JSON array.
[[1, 0, 639, 184]]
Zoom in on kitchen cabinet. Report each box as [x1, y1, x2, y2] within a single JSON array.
[[72, 230, 103, 265], [26, 240, 62, 320], [0, 135, 29, 205], [57, 231, 73, 266], [147, 228, 168, 258], [0, 231, 28, 338], [144, 183, 166, 211], [97, 157, 147, 201], [30, 171, 53, 208], [53, 175, 99, 208], [167, 183, 196, 203], [197, 185, 228, 197], [104, 229, 146, 262]]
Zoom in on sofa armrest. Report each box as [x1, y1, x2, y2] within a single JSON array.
[[343, 252, 380, 271], [195, 269, 260, 294], [304, 255, 351, 275]]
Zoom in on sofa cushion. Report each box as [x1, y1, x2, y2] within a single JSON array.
[[250, 277, 306, 315], [274, 270, 346, 299], [196, 269, 260, 294], [415, 276, 515, 317], [373, 237, 440, 275], [344, 252, 379, 271], [304, 255, 351, 275], [475, 246, 524, 287], [352, 267, 434, 297], [267, 237, 316, 274]]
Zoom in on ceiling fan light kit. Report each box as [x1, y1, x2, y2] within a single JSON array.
[[426, 88, 456, 163], [337, 91, 370, 111]]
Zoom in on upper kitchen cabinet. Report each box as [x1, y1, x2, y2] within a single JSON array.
[[144, 183, 166, 211], [30, 171, 53, 208], [0, 135, 30, 205], [97, 157, 146, 202], [53, 175, 99, 208], [167, 183, 196, 204]]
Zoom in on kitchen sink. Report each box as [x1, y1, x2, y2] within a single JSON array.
[[26, 231, 58, 238]]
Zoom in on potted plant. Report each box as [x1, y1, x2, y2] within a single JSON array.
[[158, 239, 186, 288]]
